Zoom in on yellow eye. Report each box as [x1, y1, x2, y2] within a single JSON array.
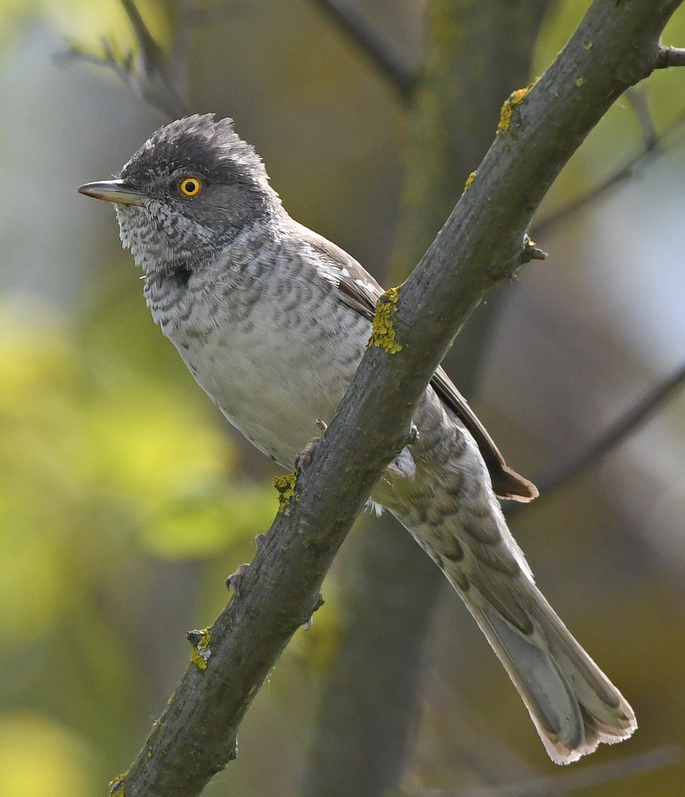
[[179, 176, 203, 197]]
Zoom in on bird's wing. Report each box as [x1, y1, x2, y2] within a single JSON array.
[[429, 369, 538, 501], [292, 222, 538, 502]]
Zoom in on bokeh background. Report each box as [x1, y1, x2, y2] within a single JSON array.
[[1, 1, 685, 795]]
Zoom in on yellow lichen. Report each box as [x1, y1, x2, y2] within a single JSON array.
[[497, 78, 540, 133], [109, 775, 127, 796], [576, 77, 584, 87], [585, 41, 593, 50], [189, 628, 212, 670], [369, 287, 403, 354], [464, 171, 477, 191], [274, 472, 298, 514]]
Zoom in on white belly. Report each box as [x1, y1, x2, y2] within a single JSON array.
[[168, 285, 370, 468]]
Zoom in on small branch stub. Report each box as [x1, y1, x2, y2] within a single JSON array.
[[657, 45, 685, 68], [369, 287, 403, 354], [521, 235, 548, 264]]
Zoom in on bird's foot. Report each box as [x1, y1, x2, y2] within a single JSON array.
[[226, 562, 250, 596], [225, 535, 266, 596], [294, 419, 328, 471]]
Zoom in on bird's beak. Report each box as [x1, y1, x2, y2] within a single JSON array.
[[77, 179, 148, 206]]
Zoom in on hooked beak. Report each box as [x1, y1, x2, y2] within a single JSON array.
[[77, 179, 148, 206]]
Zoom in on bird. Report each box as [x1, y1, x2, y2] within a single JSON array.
[[78, 113, 636, 764]]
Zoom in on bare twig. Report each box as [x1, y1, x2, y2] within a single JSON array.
[[312, 0, 418, 98], [531, 361, 685, 499], [55, 0, 190, 120], [657, 44, 685, 67], [532, 101, 685, 239], [415, 745, 680, 797]]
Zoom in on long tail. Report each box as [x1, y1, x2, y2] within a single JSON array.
[[383, 474, 636, 764], [462, 576, 636, 764]]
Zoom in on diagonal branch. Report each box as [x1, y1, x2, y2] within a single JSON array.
[[56, 0, 190, 120], [167, 0, 195, 98], [532, 360, 685, 498], [114, 2, 684, 795], [312, 0, 418, 98], [532, 101, 685, 238], [627, 85, 659, 149]]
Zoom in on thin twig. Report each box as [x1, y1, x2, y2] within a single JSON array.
[[415, 745, 680, 797], [55, 0, 190, 120], [531, 103, 685, 239], [312, 0, 418, 98], [532, 361, 685, 498], [657, 45, 685, 67]]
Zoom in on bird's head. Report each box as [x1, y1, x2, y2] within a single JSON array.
[[78, 114, 280, 273]]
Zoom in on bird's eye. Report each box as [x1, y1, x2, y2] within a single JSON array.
[[179, 176, 203, 198]]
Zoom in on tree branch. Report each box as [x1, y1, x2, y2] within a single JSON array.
[[627, 84, 659, 149], [56, 0, 189, 121], [532, 98, 685, 239], [113, 1, 683, 795], [657, 44, 685, 67], [311, 0, 418, 98], [531, 360, 685, 498]]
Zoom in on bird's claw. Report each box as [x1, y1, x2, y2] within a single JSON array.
[[226, 562, 250, 596], [294, 419, 328, 472], [225, 535, 267, 595]]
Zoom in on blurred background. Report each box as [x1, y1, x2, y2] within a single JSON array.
[[1, 0, 685, 795]]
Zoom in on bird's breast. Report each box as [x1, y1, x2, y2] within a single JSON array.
[[144, 262, 371, 468]]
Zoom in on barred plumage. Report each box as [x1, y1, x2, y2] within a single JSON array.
[[78, 113, 636, 763]]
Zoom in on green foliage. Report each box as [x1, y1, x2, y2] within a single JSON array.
[[0, 712, 97, 797], [0, 303, 273, 633], [0, 292, 276, 791]]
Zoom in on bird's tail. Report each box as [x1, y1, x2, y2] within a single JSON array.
[[457, 575, 636, 764], [378, 416, 636, 763]]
